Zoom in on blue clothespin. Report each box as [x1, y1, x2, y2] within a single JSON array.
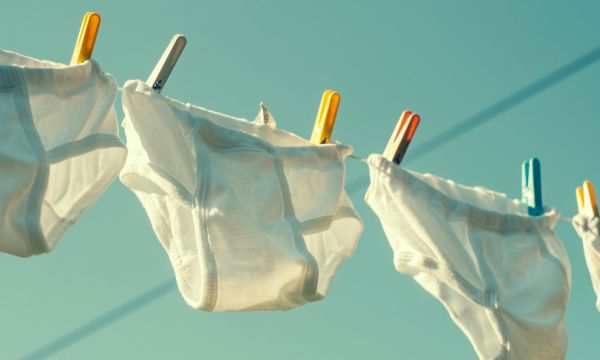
[[521, 157, 543, 216]]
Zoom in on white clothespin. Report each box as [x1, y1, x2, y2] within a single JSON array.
[[146, 34, 187, 93]]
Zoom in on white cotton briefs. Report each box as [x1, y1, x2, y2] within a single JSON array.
[[120, 80, 363, 312], [365, 154, 570, 360], [572, 214, 600, 311], [0, 50, 126, 257]]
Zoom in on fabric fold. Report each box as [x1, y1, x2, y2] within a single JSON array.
[[365, 154, 570, 360], [120, 80, 363, 311], [0, 50, 126, 257], [572, 214, 600, 311]]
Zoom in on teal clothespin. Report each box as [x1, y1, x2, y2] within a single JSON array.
[[521, 157, 543, 216]]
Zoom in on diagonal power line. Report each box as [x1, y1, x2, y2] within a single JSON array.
[[19, 280, 176, 360], [347, 44, 600, 194], [20, 44, 600, 360]]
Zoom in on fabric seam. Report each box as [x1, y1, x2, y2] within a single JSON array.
[[199, 118, 320, 304], [10, 68, 50, 255], [46, 133, 125, 164], [194, 125, 219, 311]]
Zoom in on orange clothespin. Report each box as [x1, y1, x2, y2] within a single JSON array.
[[364, 110, 420, 202], [70, 12, 101, 65], [576, 180, 599, 217], [383, 110, 421, 165], [310, 90, 341, 144]]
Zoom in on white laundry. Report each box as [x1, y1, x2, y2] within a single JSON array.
[[364, 154, 570, 360], [0, 50, 126, 257], [120, 80, 363, 312], [572, 214, 600, 311]]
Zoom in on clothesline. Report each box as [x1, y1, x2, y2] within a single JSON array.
[[112, 83, 582, 227], [108, 82, 573, 228]]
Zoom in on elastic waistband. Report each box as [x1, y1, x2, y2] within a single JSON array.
[[121, 79, 354, 163], [0, 50, 114, 96], [367, 154, 559, 233]]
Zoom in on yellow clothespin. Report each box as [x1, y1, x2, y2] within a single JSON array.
[[70, 12, 101, 65], [310, 90, 341, 144], [576, 180, 599, 217], [383, 110, 421, 165]]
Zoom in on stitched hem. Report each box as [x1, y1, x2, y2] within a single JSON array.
[[271, 150, 320, 302], [194, 130, 219, 311], [46, 133, 125, 164], [8, 67, 49, 255], [120, 162, 195, 206], [43, 145, 126, 249], [299, 205, 363, 236]]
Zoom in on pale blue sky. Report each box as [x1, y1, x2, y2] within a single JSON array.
[[2, 1, 600, 359]]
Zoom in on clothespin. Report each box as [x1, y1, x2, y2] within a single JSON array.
[[521, 157, 543, 216], [310, 90, 341, 144], [364, 110, 420, 202], [576, 180, 598, 217], [70, 12, 101, 65], [382, 110, 421, 165], [146, 34, 187, 93]]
